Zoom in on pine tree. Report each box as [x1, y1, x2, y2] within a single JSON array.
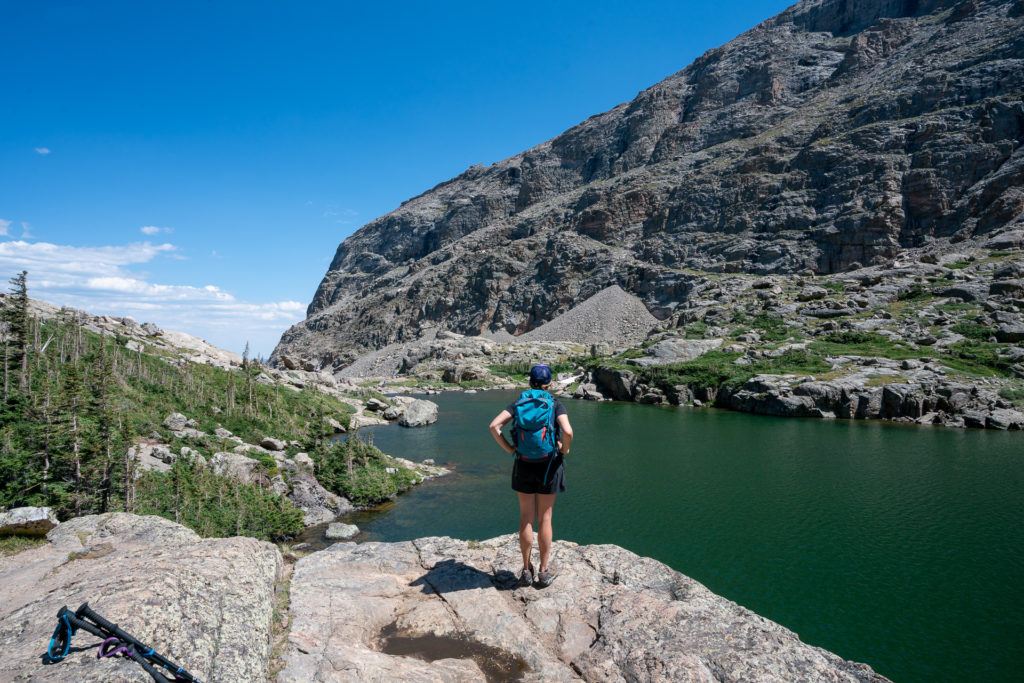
[[2, 270, 30, 400], [242, 342, 258, 417], [120, 417, 136, 513], [91, 338, 118, 512], [60, 358, 87, 516]]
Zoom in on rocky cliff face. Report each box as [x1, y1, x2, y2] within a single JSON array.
[[275, 0, 1024, 369]]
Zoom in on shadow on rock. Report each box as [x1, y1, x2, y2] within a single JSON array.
[[410, 559, 518, 594]]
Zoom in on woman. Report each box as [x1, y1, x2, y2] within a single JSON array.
[[488, 363, 573, 588]]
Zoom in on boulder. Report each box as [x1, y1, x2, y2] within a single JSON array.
[[141, 322, 163, 336], [666, 384, 695, 406], [280, 355, 301, 370], [324, 523, 360, 540], [638, 390, 666, 404], [178, 447, 206, 467], [986, 408, 1024, 430], [881, 384, 929, 419], [937, 284, 988, 301], [591, 366, 635, 401], [293, 452, 315, 470], [270, 474, 290, 497], [210, 452, 261, 484], [383, 405, 402, 420], [797, 286, 828, 301], [151, 443, 175, 464], [631, 338, 723, 366], [162, 412, 194, 432], [365, 398, 388, 412], [989, 280, 1024, 297], [0, 507, 59, 537], [996, 324, 1024, 343], [572, 382, 602, 401], [962, 410, 988, 429], [260, 436, 287, 452], [398, 399, 439, 428], [801, 307, 852, 318], [129, 443, 172, 473], [327, 417, 347, 433], [288, 473, 353, 526], [277, 535, 888, 682], [0, 514, 280, 682]]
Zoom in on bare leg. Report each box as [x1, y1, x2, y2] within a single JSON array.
[[516, 492, 535, 570], [536, 493, 556, 571]]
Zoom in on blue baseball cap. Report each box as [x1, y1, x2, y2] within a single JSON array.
[[529, 364, 552, 384]]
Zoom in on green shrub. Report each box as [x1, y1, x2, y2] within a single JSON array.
[[488, 361, 576, 382], [0, 536, 46, 557], [998, 387, 1024, 405], [606, 347, 831, 394], [942, 341, 1013, 377], [950, 321, 990, 341], [821, 281, 847, 294], [314, 435, 420, 507], [134, 460, 304, 540], [897, 284, 932, 301], [682, 321, 709, 339], [810, 331, 921, 360], [751, 349, 830, 376], [632, 350, 749, 388], [750, 313, 795, 342]]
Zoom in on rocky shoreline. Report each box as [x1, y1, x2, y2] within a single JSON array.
[[0, 513, 889, 682], [581, 363, 1024, 430]]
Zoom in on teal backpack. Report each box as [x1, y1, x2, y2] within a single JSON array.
[[512, 389, 557, 460]]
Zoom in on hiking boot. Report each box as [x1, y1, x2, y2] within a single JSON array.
[[536, 566, 556, 588], [518, 563, 535, 587]]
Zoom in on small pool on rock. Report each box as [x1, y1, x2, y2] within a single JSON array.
[[378, 621, 529, 682]]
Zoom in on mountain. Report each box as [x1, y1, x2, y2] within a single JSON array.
[[273, 0, 1024, 370]]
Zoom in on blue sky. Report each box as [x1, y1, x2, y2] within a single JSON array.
[[0, 0, 792, 356]]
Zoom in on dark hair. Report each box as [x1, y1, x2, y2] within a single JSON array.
[[529, 378, 551, 389]]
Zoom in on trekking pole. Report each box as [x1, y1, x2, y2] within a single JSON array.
[[75, 603, 201, 682], [44, 603, 200, 683], [45, 605, 174, 683]]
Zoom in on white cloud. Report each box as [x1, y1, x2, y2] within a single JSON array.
[[0, 219, 9, 236], [140, 225, 173, 235], [34, 147, 51, 155], [0, 239, 305, 356], [20, 222, 32, 239]]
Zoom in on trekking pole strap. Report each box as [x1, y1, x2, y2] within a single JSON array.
[[43, 609, 75, 663]]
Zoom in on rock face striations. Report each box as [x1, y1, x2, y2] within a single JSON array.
[[275, 0, 1024, 371]]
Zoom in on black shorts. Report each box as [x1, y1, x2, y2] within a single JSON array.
[[512, 454, 566, 495]]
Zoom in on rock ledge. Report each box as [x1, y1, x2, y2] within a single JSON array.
[[279, 535, 888, 682]]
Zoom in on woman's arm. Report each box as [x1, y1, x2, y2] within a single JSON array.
[[489, 410, 515, 455], [557, 414, 573, 454]]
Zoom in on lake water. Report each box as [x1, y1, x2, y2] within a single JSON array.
[[349, 391, 1023, 682]]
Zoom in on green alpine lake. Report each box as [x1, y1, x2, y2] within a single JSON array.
[[345, 391, 1023, 682]]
